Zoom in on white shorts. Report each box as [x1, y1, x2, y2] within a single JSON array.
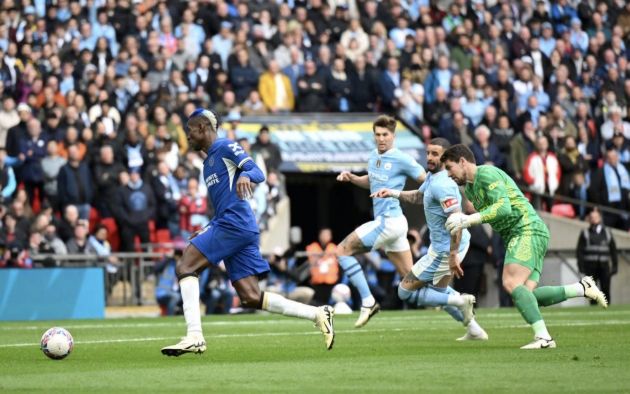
[[411, 243, 470, 285], [355, 215, 409, 253]]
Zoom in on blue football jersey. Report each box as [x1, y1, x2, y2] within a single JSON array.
[[203, 138, 259, 233], [368, 148, 425, 218], [419, 170, 470, 253]]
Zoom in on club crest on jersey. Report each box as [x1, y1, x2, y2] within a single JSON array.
[[384, 162, 392, 170], [207, 155, 214, 166]]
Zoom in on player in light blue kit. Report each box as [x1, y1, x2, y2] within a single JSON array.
[[336, 115, 426, 327], [372, 138, 488, 340], [161, 109, 334, 356]]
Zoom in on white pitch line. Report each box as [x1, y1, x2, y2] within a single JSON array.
[[0, 309, 623, 331], [1, 320, 629, 349]]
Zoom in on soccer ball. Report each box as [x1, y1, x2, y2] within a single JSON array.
[[41, 327, 74, 360]]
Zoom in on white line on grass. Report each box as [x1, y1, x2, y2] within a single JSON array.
[[1, 309, 624, 331], [2, 320, 629, 348]]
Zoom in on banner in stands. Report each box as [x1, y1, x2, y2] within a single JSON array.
[[231, 121, 425, 173]]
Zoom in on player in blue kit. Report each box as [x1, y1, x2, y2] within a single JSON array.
[[336, 115, 426, 327], [161, 109, 334, 356], [372, 138, 488, 340]]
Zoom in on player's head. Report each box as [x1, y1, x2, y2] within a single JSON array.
[[372, 115, 397, 154], [186, 108, 221, 151], [426, 137, 450, 173], [440, 144, 476, 185]]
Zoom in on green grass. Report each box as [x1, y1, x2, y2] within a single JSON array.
[[1, 306, 630, 393]]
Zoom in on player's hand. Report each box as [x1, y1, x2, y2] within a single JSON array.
[[445, 212, 482, 235], [336, 171, 353, 182], [370, 188, 395, 198], [449, 254, 464, 279], [236, 175, 253, 199]]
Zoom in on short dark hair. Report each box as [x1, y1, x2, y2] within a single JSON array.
[[372, 115, 397, 133], [429, 138, 451, 150], [440, 144, 475, 164]]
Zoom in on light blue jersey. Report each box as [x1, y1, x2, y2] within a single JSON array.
[[368, 148, 425, 218], [419, 170, 470, 253]]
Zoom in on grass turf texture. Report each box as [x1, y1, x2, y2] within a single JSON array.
[[1, 306, 629, 393]]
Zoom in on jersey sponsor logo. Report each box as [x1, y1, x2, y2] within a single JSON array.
[[369, 172, 389, 182], [205, 173, 220, 187], [441, 197, 458, 209], [228, 142, 245, 156]]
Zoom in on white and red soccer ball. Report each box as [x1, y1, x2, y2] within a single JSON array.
[[40, 327, 74, 360]]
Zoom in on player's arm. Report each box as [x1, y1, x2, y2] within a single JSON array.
[[446, 175, 511, 235], [236, 159, 265, 199], [337, 171, 370, 189], [448, 220, 464, 279], [370, 188, 424, 204]]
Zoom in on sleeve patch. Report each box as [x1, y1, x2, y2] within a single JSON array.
[[440, 197, 458, 209]]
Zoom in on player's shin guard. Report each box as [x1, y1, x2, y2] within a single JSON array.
[[338, 255, 373, 302], [179, 274, 202, 336], [260, 291, 318, 321], [512, 285, 551, 340]]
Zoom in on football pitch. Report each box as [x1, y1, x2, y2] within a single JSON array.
[[1, 306, 629, 393]]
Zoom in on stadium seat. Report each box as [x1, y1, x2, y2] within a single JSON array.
[[101, 218, 120, 252], [551, 204, 576, 218], [88, 208, 100, 233]]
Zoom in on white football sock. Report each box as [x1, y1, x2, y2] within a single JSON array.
[[447, 294, 465, 307], [180, 276, 203, 337], [467, 319, 484, 336], [564, 282, 585, 298], [262, 292, 318, 321], [361, 295, 376, 308], [532, 320, 552, 340]]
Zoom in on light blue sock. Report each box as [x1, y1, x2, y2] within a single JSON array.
[[398, 285, 449, 307], [338, 255, 372, 300], [441, 287, 464, 323]]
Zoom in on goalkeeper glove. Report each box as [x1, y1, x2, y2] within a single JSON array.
[[445, 212, 482, 235]]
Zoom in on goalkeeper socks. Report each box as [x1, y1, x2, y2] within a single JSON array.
[[338, 255, 373, 305], [261, 291, 318, 321], [564, 282, 585, 298], [180, 276, 203, 336], [533, 286, 568, 306], [512, 285, 551, 339]]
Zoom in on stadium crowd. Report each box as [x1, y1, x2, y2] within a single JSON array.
[[0, 0, 629, 308]]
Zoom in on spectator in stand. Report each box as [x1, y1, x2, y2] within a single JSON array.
[[0, 213, 28, 249], [41, 141, 66, 210], [589, 149, 630, 230], [297, 60, 327, 112], [57, 144, 93, 219], [258, 59, 294, 114], [18, 118, 47, 204], [557, 136, 588, 198], [93, 145, 125, 218], [155, 249, 182, 316], [5, 103, 32, 159], [229, 48, 260, 103], [0, 96, 19, 147], [111, 168, 155, 252], [601, 105, 630, 142], [251, 126, 282, 173], [65, 222, 96, 254], [349, 54, 377, 112], [178, 177, 208, 240], [150, 161, 181, 237], [523, 135, 561, 211], [470, 125, 505, 170], [306, 228, 340, 306]]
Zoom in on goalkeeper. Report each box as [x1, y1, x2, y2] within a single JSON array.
[[440, 144, 608, 349]]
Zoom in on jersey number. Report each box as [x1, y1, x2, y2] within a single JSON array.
[[228, 142, 245, 156]]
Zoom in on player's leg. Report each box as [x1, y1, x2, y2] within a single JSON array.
[[527, 233, 608, 308], [336, 224, 377, 327], [383, 215, 414, 276], [397, 249, 478, 329], [231, 241, 335, 350], [161, 243, 210, 356], [385, 250, 413, 277]]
